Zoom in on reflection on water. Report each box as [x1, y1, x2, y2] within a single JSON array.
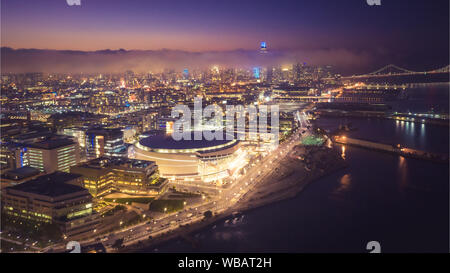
[[341, 145, 346, 159], [150, 122, 448, 253], [326, 138, 333, 149], [420, 123, 426, 138], [316, 116, 447, 154], [335, 174, 352, 194], [213, 230, 246, 241], [397, 156, 408, 192]]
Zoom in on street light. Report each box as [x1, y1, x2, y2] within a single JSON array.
[[164, 207, 167, 213]]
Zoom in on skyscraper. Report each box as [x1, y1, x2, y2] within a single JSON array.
[[183, 68, 189, 80], [253, 67, 261, 79], [293, 63, 303, 84], [266, 67, 273, 84], [260, 41, 268, 54]]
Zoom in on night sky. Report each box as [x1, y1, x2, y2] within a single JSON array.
[[1, 0, 449, 73]]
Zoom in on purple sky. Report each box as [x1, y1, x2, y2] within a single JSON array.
[[1, 0, 449, 72]]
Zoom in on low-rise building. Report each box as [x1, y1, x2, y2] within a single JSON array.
[[70, 157, 167, 197], [0, 166, 42, 188], [1, 172, 99, 239]]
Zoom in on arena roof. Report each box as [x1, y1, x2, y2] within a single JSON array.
[[138, 131, 238, 151]]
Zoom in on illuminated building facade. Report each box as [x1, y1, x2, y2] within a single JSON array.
[[70, 160, 112, 197], [0, 145, 23, 171], [253, 67, 261, 79], [62, 127, 87, 148], [70, 157, 167, 197], [260, 41, 267, 53], [86, 128, 127, 160], [1, 172, 99, 238], [23, 138, 80, 173], [133, 131, 244, 183]]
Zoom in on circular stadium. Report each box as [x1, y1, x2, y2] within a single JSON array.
[[133, 131, 243, 182]]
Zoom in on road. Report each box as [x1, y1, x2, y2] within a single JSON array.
[[48, 109, 312, 253]]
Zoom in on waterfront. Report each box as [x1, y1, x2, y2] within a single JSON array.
[[147, 122, 448, 253], [1, 0, 449, 258], [147, 88, 449, 253]]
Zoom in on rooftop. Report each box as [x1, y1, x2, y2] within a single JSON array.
[[76, 157, 156, 170], [27, 137, 76, 150], [86, 127, 123, 136], [139, 131, 236, 150], [8, 172, 86, 197], [2, 166, 41, 181]]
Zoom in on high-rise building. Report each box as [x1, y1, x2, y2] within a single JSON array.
[[23, 137, 80, 173], [260, 41, 268, 54], [62, 127, 87, 148], [85, 128, 127, 160], [142, 112, 159, 131], [266, 67, 273, 84], [293, 63, 303, 83], [0, 144, 24, 171], [253, 67, 261, 79]]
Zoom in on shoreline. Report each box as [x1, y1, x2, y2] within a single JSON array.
[[121, 147, 348, 253]]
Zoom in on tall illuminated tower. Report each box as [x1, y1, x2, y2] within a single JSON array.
[[260, 41, 268, 54]]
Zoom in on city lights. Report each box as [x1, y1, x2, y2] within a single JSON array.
[[0, 0, 448, 258]]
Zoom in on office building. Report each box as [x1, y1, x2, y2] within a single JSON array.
[[0, 166, 42, 188], [85, 128, 127, 160], [1, 172, 99, 238], [23, 137, 80, 173], [70, 157, 167, 197]]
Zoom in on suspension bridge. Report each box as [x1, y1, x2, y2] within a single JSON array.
[[341, 64, 449, 80]]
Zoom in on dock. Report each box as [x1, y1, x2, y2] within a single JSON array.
[[333, 136, 449, 163]]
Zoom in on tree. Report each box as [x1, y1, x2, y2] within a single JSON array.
[[111, 238, 124, 249], [203, 210, 213, 218]]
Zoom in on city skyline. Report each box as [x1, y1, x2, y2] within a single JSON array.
[[0, 0, 448, 257]]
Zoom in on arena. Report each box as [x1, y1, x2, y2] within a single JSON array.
[[131, 131, 245, 183]]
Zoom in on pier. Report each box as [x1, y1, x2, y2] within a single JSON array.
[[314, 109, 449, 127], [333, 136, 449, 163]]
